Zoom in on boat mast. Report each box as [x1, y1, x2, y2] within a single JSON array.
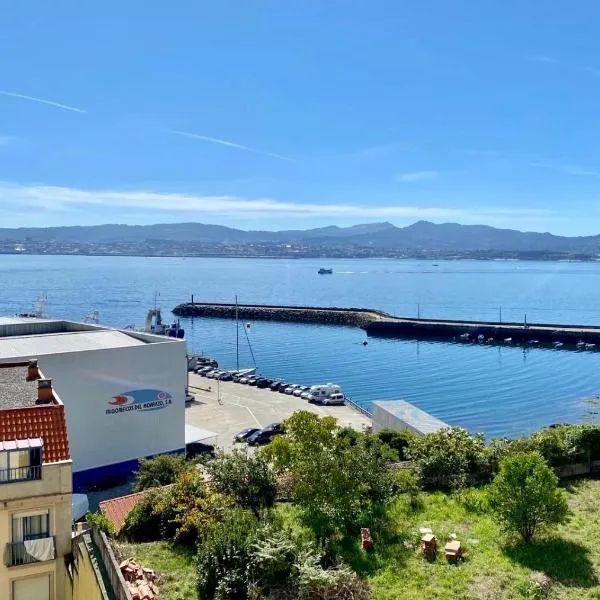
[[235, 295, 239, 371]]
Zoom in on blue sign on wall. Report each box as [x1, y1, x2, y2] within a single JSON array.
[[106, 389, 173, 415]]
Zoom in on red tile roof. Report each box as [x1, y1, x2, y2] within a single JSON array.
[[0, 404, 70, 463], [100, 492, 146, 532]]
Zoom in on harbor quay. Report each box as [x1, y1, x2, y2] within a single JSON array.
[[185, 372, 371, 450], [173, 300, 600, 349]]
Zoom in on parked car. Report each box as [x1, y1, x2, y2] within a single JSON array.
[[247, 422, 284, 446], [196, 366, 213, 376], [284, 384, 302, 395], [233, 427, 260, 443], [300, 390, 312, 400], [232, 372, 244, 383], [247, 376, 260, 386], [239, 375, 251, 384], [218, 372, 233, 381], [256, 378, 272, 388], [185, 390, 195, 403], [270, 381, 286, 391], [206, 370, 220, 379], [321, 393, 345, 406], [293, 386, 310, 397], [185, 441, 215, 459]]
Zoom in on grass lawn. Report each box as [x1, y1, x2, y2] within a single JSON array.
[[114, 479, 600, 599], [115, 540, 196, 600], [341, 479, 600, 599]]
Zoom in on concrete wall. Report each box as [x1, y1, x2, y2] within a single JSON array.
[[66, 533, 110, 600], [3, 340, 186, 476], [0, 462, 72, 600]]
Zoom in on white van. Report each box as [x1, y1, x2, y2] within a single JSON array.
[[307, 383, 342, 404], [322, 392, 345, 406]]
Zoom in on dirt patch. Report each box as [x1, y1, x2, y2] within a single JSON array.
[[468, 575, 500, 600]]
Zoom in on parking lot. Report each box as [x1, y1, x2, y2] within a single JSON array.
[[185, 372, 372, 450]]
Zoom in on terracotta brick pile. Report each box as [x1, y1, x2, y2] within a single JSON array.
[[119, 558, 160, 600]]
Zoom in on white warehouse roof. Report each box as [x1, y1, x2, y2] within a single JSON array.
[[0, 330, 146, 359], [372, 400, 449, 435]]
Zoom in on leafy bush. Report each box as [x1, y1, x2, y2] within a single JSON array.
[[373, 428, 415, 461], [133, 453, 188, 491], [294, 546, 372, 600], [123, 470, 232, 545], [407, 427, 491, 490], [86, 511, 115, 536], [207, 449, 277, 517], [121, 489, 165, 542], [488, 452, 569, 542], [393, 468, 421, 509], [196, 509, 259, 600]]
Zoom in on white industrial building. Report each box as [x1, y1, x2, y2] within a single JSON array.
[[0, 317, 187, 490], [372, 400, 449, 436]]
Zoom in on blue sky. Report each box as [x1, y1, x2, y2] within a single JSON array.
[[2, 1, 600, 234]]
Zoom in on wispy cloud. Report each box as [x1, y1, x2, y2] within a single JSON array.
[[0, 135, 13, 146], [527, 55, 558, 64], [526, 55, 600, 79], [0, 182, 551, 227], [170, 130, 292, 161], [395, 170, 439, 182], [313, 142, 406, 162], [529, 162, 600, 177], [0, 91, 86, 113]]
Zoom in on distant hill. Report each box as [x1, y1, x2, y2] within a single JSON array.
[[0, 220, 599, 253]]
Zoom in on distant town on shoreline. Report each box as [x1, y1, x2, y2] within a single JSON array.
[[1, 220, 600, 261]]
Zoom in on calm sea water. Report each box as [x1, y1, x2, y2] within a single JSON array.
[[2, 254, 600, 439]]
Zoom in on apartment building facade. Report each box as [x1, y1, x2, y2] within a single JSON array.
[[0, 361, 72, 600]]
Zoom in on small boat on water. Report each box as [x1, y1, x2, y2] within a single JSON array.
[[318, 268, 333, 275]]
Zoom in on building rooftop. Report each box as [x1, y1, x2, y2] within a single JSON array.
[[0, 365, 39, 409], [372, 400, 449, 435], [99, 491, 147, 532], [0, 406, 70, 463], [0, 362, 71, 463], [0, 329, 146, 360]]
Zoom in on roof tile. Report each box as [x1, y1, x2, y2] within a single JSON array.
[[0, 404, 70, 463], [100, 492, 147, 532]]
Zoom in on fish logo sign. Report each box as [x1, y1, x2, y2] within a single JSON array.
[[106, 389, 173, 415]]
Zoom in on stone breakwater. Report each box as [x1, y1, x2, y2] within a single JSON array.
[[172, 302, 392, 328], [172, 301, 600, 349]]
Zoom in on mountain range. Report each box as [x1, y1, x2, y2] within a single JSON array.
[[1, 221, 599, 254]]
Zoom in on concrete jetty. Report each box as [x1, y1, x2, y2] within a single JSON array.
[[173, 301, 391, 328], [172, 301, 600, 349]]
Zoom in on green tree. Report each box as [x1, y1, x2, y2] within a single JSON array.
[[133, 453, 188, 491], [407, 427, 490, 490], [206, 449, 277, 517], [488, 452, 569, 542], [264, 411, 394, 542]]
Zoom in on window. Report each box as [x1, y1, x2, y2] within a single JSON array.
[[12, 511, 50, 542], [0, 447, 42, 483], [12, 574, 51, 600]]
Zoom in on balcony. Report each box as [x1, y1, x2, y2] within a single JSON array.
[[5, 536, 55, 567], [0, 465, 42, 483]]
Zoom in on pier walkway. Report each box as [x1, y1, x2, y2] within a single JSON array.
[[173, 301, 600, 348]]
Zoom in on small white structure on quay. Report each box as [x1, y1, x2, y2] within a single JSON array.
[[0, 316, 187, 490], [371, 400, 448, 435]]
